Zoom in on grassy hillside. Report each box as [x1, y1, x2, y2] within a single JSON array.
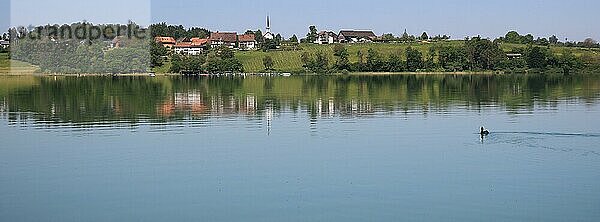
[[236, 42, 600, 73], [236, 42, 464, 73], [4, 42, 599, 75], [0, 52, 39, 74], [0, 52, 10, 68]]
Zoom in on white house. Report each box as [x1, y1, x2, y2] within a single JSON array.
[[238, 34, 257, 50], [314, 31, 338, 44], [174, 38, 208, 55], [209, 32, 237, 49], [174, 44, 203, 55], [0, 40, 9, 49]]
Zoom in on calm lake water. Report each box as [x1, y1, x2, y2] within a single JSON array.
[[1, 74, 600, 221]]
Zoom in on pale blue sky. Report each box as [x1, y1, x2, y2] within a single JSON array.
[[2, 0, 599, 41]]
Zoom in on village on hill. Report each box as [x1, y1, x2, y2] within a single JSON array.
[[153, 16, 450, 55], [2, 16, 598, 75]]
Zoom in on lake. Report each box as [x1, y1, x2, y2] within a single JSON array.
[[1, 74, 600, 221]]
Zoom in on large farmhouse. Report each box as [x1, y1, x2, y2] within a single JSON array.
[[210, 32, 238, 49], [154, 37, 176, 49], [338, 30, 377, 43], [174, 37, 209, 55]]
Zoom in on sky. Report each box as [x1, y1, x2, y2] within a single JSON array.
[[2, 0, 599, 41]]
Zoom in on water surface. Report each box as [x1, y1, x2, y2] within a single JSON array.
[[1, 74, 600, 221]]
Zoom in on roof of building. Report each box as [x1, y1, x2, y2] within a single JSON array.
[[190, 38, 209, 46], [319, 31, 335, 35], [155, 36, 176, 44], [175, 42, 192, 48], [338, 30, 377, 38], [238, 34, 256, 42], [318, 31, 338, 38], [175, 41, 206, 48], [210, 32, 237, 43]]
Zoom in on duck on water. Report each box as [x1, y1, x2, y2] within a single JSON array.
[[480, 127, 490, 136]]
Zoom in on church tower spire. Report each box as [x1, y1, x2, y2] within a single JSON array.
[[264, 15, 274, 40], [266, 15, 271, 33]]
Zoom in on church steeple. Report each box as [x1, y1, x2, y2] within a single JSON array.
[[264, 15, 274, 40], [266, 15, 271, 33]]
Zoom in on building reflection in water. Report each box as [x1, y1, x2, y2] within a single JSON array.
[[1, 74, 599, 130]]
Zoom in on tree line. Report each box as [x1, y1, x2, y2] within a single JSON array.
[[300, 37, 588, 74], [12, 37, 150, 73], [170, 46, 244, 74], [150, 23, 211, 40], [496, 31, 599, 48], [9, 22, 151, 73]]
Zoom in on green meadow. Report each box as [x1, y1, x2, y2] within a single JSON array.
[[236, 42, 600, 73], [236, 42, 467, 73], [0, 52, 39, 74], [3, 42, 600, 75]]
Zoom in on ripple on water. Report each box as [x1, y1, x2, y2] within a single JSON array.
[[482, 131, 600, 157]]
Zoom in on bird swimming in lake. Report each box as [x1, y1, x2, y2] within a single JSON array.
[[480, 127, 490, 136]]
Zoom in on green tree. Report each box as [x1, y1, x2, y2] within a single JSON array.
[[387, 53, 404, 72], [301, 51, 329, 73], [218, 46, 235, 59], [464, 37, 504, 70], [333, 44, 350, 71], [289, 35, 299, 43], [254, 29, 264, 44], [381, 33, 396, 42], [306, 26, 318, 43], [438, 46, 468, 71], [526, 46, 548, 69], [333, 44, 345, 56], [203, 51, 222, 73], [313, 51, 329, 73], [425, 46, 437, 70], [522, 34, 534, 44], [366, 48, 385, 71], [535, 37, 549, 46], [170, 54, 205, 73], [170, 53, 183, 73], [405, 46, 423, 72], [262, 39, 278, 51], [558, 49, 582, 74], [504, 31, 522, 44], [420, 32, 429, 41], [355, 50, 365, 71], [582, 38, 598, 48], [150, 40, 168, 67], [301, 52, 311, 65], [549, 35, 559, 44], [263, 55, 274, 71], [187, 27, 210, 39]]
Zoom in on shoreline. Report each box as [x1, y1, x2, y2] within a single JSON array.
[[0, 71, 502, 77]]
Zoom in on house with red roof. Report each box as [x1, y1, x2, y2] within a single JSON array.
[[238, 34, 257, 50], [154, 36, 176, 49], [174, 38, 209, 55], [209, 32, 238, 49]]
